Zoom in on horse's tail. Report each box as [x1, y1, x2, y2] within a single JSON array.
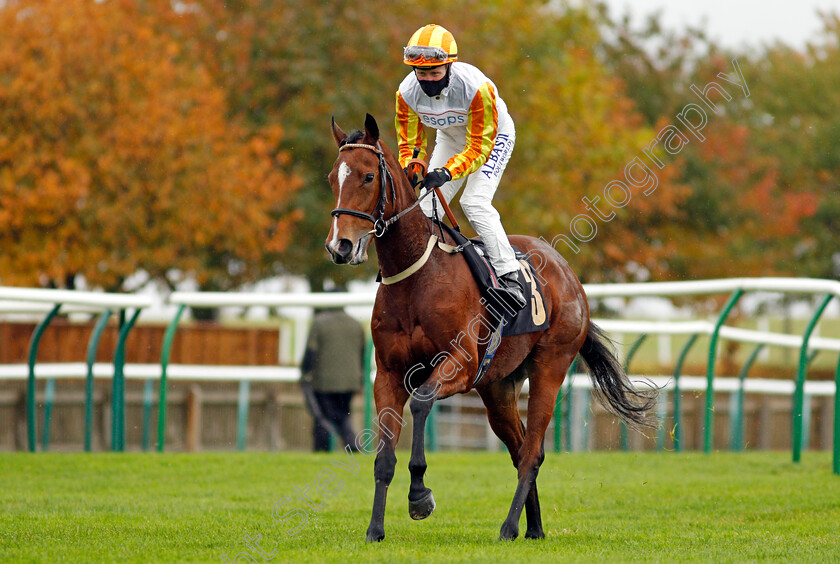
[[578, 322, 658, 431]]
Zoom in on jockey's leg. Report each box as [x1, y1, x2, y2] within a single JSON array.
[[458, 125, 518, 277], [459, 128, 525, 308], [459, 184, 519, 276]]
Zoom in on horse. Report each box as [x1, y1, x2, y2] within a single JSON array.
[[325, 114, 657, 542]]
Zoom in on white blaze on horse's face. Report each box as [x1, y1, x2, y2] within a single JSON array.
[[337, 161, 352, 195], [326, 157, 375, 265], [330, 161, 352, 242]]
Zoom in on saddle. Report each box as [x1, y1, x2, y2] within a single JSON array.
[[432, 220, 550, 338]]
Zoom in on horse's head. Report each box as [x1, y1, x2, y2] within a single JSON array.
[[326, 114, 397, 265]]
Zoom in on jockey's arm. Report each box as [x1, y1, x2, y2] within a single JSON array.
[[444, 82, 499, 180], [395, 90, 427, 169]]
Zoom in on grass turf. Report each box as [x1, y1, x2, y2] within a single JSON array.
[[2, 451, 839, 563]]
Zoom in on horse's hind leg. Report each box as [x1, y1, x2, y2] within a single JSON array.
[[478, 375, 545, 540], [499, 349, 575, 541]]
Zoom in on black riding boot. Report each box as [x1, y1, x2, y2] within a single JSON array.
[[498, 272, 527, 310]]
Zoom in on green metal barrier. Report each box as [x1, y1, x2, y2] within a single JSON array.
[[363, 336, 374, 429], [85, 309, 112, 452], [553, 380, 562, 453], [158, 304, 186, 452], [141, 379, 155, 451], [578, 387, 591, 451], [562, 372, 577, 452], [672, 333, 700, 452], [26, 304, 61, 452], [799, 350, 822, 452], [554, 357, 578, 452], [427, 402, 439, 452], [41, 378, 55, 450], [621, 334, 648, 451], [155, 304, 372, 454], [563, 378, 592, 452], [654, 386, 668, 451], [834, 353, 840, 475], [792, 293, 834, 463], [237, 380, 251, 451], [730, 343, 766, 452], [704, 289, 744, 454], [112, 308, 141, 452]]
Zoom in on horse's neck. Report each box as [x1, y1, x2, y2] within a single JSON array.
[[373, 192, 436, 280]]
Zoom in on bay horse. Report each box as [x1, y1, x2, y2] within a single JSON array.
[[325, 114, 656, 542]]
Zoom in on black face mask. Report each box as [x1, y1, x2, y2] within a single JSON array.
[[417, 65, 451, 97]]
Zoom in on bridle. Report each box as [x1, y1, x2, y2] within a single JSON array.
[[330, 141, 432, 237], [330, 142, 396, 238]]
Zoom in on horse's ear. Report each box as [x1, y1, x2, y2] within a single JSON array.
[[364, 113, 380, 142], [331, 116, 347, 147]]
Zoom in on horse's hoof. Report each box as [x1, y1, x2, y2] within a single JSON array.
[[408, 489, 435, 520], [524, 529, 545, 540], [499, 522, 519, 541], [365, 526, 385, 543]]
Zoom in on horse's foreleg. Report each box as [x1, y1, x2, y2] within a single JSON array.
[[366, 380, 408, 543], [405, 355, 475, 519], [407, 391, 436, 520], [366, 444, 397, 542]]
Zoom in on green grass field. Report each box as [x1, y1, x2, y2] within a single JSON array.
[[2, 451, 840, 563]]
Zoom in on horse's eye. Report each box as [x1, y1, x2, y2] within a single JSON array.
[[364, 173, 375, 184]]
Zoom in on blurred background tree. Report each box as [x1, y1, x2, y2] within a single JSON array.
[[0, 0, 837, 291], [0, 0, 302, 292], [600, 8, 836, 281], [172, 0, 689, 286]]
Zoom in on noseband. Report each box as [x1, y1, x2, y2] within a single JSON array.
[[330, 142, 397, 237]]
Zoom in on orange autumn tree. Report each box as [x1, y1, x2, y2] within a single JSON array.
[[0, 0, 302, 291]]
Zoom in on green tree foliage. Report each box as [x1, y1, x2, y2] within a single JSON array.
[[735, 14, 840, 279], [599, 6, 837, 280], [469, 4, 690, 282]]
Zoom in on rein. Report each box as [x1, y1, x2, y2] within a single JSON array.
[[330, 142, 433, 237]]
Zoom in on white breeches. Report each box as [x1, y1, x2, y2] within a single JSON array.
[[420, 121, 519, 276]]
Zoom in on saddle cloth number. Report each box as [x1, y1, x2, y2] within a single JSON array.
[[518, 259, 546, 326]]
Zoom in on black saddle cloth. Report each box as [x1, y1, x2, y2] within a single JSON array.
[[434, 221, 550, 337]]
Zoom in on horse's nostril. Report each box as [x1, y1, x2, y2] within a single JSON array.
[[337, 239, 353, 258]]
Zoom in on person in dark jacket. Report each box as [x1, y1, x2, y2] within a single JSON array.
[[300, 302, 366, 452]]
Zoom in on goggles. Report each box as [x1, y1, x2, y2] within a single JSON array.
[[403, 45, 455, 65]]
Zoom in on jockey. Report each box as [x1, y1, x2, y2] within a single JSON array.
[[395, 24, 527, 310]]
